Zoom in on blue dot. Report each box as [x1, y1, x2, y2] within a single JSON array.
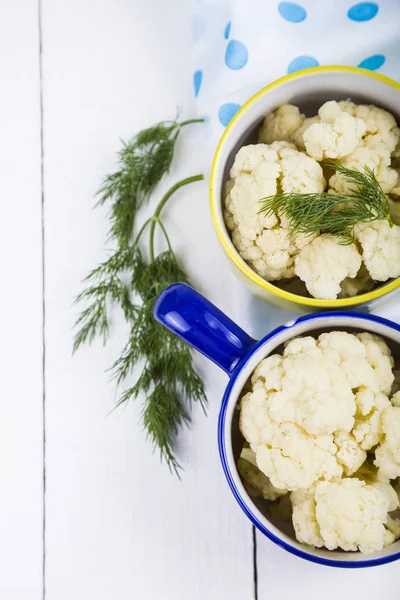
[[348, 2, 378, 21], [224, 21, 231, 39], [358, 54, 385, 70], [218, 103, 241, 127], [287, 55, 319, 74], [225, 40, 248, 70], [278, 2, 307, 23], [193, 70, 202, 97]]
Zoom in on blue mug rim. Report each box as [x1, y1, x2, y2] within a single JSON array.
[[218, 310, 400, 568]]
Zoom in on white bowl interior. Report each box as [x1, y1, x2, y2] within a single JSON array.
[[224, 313, 400, 563], [214, 69, 400, 299]]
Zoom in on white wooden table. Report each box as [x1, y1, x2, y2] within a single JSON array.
[[2, 1, 400, 598]]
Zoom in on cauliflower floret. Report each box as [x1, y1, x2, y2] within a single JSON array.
[[230, 143, 287, 179], [314, 478, 395, 553], [334, 430, 367, 475], [317, 331, 378, 391], [294, 234, 362, 300], [251, 354, 284, 392], [225, 142, 325, 282], [256, 423, 342, 491], [293, 116, 320, 149], [293, 478, 397, 553], [238, 447, 287, 500], [225, 171, 279, 241], [291, 486, 324, 547], [391, 390, 400, 408], [339, 264, 375, 298], [355, 220, 400, 283], [375, 406, 400, 481], [327, 101, 400, 194], [268, 336, 356, 435], [239, 388, 276, 450], [255, 227, 297, 278], [329, 146, 398, 195], [353, 388, 391, 450], [232, 227, 295, 281], [338, 101, 400, 151], [356, 332, 394, 395], [303, 101, 366, 161], [240, 387, 342, 491], [259, 104, 305, 144]]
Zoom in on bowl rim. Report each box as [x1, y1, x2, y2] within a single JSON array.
[[209, 65, 400, 308], [217, 310, 400, 568]]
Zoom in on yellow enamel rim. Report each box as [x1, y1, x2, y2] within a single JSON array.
[[210, 66, 400, 308]]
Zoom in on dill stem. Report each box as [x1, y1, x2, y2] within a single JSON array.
[[148, 174, 204, 261], [179, 118, 205, 127]]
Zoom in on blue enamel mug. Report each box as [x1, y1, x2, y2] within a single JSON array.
[[154, 283, 400, 568]]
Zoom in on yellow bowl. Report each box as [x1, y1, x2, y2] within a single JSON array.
[[210, 66, 400, 311]]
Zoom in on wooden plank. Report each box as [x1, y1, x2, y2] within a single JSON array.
[[42, 0, 254, 597], [257, 531, 400, 599], [0, 2, 43, 598]]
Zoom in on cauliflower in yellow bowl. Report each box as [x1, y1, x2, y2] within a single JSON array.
[[224, 100, 400, 300]]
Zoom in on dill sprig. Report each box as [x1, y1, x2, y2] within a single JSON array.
[[74, 161, 206, 474], [259, 162, 392, 243], [97, 117, 204, 246]]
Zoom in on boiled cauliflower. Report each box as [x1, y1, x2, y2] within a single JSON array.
[[355, 220, 400, 282], [315, 479, 396, 553], [375, 406, 400, 481], [237, 331, 400, 554], [291, 478, 398, 553], [294, 234, 362, 300], [259, 104, 305, 144], [224, 99, 400, 300], [291, 485, 324, 548], [334, 430, 367, 475], [338, 100, 400, 154], [225, 142, 325, 280], [353, 388, 391, 450], [328, 101, 400, 194], [240, 387, 342, 490], [238, 447, 287, 500], [339, 264, 374, 298], [356, 332, 394, 395], [239, 331, 393, 492], [301, 101, 366, 161], [329, 146, 398, 195]]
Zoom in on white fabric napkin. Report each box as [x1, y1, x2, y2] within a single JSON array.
[[192, 0, 400, 142]]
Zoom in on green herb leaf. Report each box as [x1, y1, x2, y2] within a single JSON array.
[[97, 118, 204, 247], [259, 162, 392, 244], [74, 133, 206, 475]]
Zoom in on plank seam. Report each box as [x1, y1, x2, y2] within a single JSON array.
[[252, 526, 258, 600], [38, 0, 46, 598]]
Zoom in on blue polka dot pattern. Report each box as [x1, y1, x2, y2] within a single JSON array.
[[348, 2, 379, 22], [218, 103, 241, 126], [225, 40, 248, 70], [193, 70, 203, 97], [287, 55, 319, 74], [278, 2, 307, 23], [358, 54, 385, 70], [224, 21, 231, 39]]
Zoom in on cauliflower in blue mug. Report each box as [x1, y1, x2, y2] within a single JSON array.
[[238, 330, 400, 554]]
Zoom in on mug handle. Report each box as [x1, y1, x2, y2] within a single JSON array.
[[153, 283, 257, 376]]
